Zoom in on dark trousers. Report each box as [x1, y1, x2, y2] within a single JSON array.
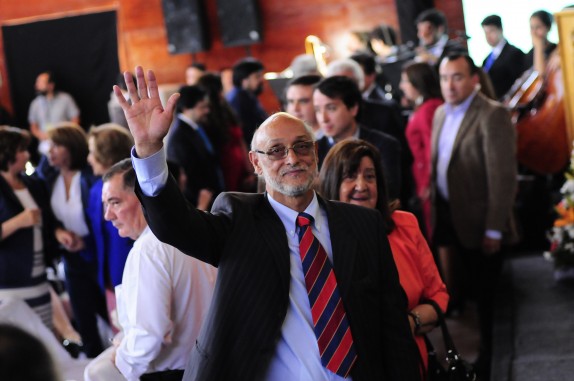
[[140, 369, 185, 381], [433, 195, 504, 358], [63, 252, 109, 358]]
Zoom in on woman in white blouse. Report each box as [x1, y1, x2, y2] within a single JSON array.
[[37, 124, 109, 358]]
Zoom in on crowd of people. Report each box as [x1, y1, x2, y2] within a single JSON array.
[[0, 6, 563, 381]]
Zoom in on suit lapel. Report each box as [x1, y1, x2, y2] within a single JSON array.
[[179, 119, 213, 160], [254, 194, 291, 293], [490, 43, 507, 71], [320, 197, 357, 300], [450, 95, 483, 161], [431, 107, 446, 170]]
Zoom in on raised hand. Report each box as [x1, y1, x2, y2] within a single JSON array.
[[113, 66, 180, 158]]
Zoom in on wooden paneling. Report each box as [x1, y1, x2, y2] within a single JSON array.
[[0, 0, 465, 118]]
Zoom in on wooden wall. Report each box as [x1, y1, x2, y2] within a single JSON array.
[[0, 0, 465, 118]]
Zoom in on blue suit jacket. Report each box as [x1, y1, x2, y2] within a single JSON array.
[[87, 179, 133, 290]]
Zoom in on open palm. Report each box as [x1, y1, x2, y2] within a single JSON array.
[[113, 66, 179, 158]]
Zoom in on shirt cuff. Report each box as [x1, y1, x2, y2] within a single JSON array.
[[131, 146, 168, 197], [485, 229, 502, 240], [115, 347, 145, 381]]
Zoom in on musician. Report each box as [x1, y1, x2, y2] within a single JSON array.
[[526, 10, 557, 74], [480, 15, 526, 100], [414, 9, 466, 66]]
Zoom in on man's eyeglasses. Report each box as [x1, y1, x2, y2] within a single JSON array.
[[253, 141, 315, 161]]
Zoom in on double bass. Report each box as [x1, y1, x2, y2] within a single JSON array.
[[504, 48, 569, 174]]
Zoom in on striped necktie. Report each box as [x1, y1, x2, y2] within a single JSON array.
[[296, 212, 357, 378]]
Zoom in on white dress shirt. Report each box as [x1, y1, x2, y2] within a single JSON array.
[[489, 38, 507, 63], [115, 226, 217, 381], [131, 148, 350, 380]]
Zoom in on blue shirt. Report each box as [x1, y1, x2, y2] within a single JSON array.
[[436, 90, 477, 200]]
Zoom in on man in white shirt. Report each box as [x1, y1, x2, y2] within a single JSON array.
[[84, 159, 216, 381], [28, 71, 80, 154]]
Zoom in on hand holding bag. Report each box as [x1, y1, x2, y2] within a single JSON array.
[[422, 299, 477, 381]]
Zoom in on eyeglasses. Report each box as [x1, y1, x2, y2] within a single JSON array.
[[253, 141, 315, 161]]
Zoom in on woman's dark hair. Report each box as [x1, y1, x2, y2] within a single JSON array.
[[176, 85, 207, 114], [370, 24, 398, 46], [531, 10, 554, 29], [47, 124, 88, 171], [402, 61, 442, 103], [0, 126, 31, 171], [197, 72, 239, 145], [0, 324, 59, 381], [318, 139, 395, 233]]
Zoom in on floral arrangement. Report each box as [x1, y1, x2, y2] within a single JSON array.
[[544, 152, 574, 270]]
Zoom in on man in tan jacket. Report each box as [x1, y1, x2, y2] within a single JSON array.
[[431, 53, 517, 381]]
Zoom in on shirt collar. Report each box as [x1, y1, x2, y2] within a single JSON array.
[[267, 191, 324, 238], [491, 38, 506, 57], [326, 126, 361, 147], [444, 89, 478, 116], [177, 113, 199, 130], [426, 34, 448, 50]]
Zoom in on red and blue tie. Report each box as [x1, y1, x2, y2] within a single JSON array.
[[297, 212, 357, 378]]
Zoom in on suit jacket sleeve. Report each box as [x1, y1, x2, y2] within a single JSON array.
[[135, 175, 230, 267], [482, 105, 517, 232]]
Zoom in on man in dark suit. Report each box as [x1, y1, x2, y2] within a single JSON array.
[[113, 67, 421, 381], [226, 57, 268, 145], [481, 15, 526, 99], [431, 53, 517, 380], [166, 85, 223, 206], [313, 75, 402, 200]]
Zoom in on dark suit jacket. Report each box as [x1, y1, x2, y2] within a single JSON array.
[[483, 42, 526, 99], [317, 126, 402, 200], [431, 92, 518, 249], [136, 177, 421, 381], [359, 98, 404, 142], [226, 87, 268, 145], [359, 99, 414, 203], [0, 173, 59, 287], [167, 117, 223, 206]]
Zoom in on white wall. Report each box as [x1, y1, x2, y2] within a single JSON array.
[[462, 1, 572, 64]]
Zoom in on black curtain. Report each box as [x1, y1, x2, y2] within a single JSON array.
[[395, 0, 434, 45], [2, 11, 120, 130]]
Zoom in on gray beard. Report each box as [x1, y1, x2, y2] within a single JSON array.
[[262, 165, 317, 197]]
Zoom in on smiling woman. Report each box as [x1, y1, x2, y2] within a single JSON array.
[[318, 138, 449, 371]]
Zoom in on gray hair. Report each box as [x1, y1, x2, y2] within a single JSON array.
[[325, 58, 365, 90]]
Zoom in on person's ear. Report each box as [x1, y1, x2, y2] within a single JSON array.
[[249, 151, 263, 176]]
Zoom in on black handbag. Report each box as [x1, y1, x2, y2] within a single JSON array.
[[422, 299, 477, 381]]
